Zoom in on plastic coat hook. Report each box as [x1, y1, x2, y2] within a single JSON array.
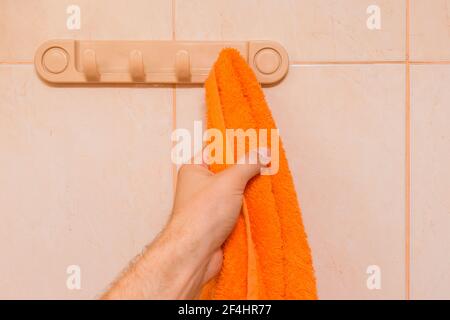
[[82, 49, 100, 81], [35, 40, 289, 85], [129, 50, 145, 81], [175, 50, 191, 82]]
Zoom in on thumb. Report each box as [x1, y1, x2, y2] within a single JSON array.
[[218, 147, 271, 188]]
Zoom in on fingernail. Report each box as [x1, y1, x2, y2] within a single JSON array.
[[258, 147, 271, 166]]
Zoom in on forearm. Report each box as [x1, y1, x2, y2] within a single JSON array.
[[102, 155, 262, 300], [102, 219, 210, 300]]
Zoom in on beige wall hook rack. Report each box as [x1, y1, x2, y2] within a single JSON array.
[[34, 40, 289, 85]]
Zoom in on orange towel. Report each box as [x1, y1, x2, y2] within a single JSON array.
[[200, 49, 317, 300]]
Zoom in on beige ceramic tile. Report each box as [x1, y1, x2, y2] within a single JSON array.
[[0, 0, 172, 61], [0, 65, 173, 299], [175, 86, 205, 166], [411, 0, 450, 61], [411, 65, 450, 299], [175, 0, 406, 61], [264, 65, 406, 299]]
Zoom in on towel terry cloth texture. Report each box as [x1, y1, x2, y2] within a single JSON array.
[[199, 49, 317, 300]]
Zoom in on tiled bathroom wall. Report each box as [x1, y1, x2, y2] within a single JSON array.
[[0, 0, 449, 299]]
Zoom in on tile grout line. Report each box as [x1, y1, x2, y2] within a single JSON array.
[[405, 0, 411, 301], [0, 61, 33, 64], [292, 61, 450, 65], [290, 60, 406, 65], [410, 61, 450, 64], [171, 0, 178, 192], [172, 86, 177, 190], [171, 0, 176, 41]]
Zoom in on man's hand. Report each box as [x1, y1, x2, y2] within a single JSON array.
[[102, 149, 270, 299]]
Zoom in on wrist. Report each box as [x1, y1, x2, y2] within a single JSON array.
[[141, 219, 211, 298], [166, 211, 216, 259]]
